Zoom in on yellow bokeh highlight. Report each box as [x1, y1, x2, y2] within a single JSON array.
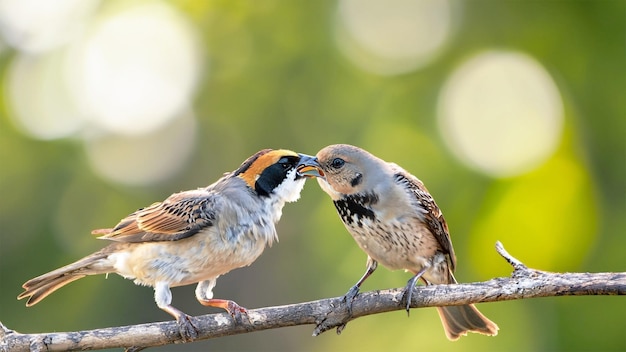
[[437, 50, 564, 178], [468, 130, 598, 275]]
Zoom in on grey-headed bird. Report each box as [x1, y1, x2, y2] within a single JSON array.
[[298, 144, 498, 340]]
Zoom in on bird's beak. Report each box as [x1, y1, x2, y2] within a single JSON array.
[[297, 154, 325, 178]]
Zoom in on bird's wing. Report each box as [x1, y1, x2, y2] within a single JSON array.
[[93, 189, 219, 243], [391, 168, 457, 271]]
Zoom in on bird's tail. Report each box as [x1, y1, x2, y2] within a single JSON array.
[[17, 250, 114, 306], [436, 304, 499, 340], [425, 269, 499, 340]]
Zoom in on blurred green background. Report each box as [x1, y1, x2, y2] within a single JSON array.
[[1, 1, 624, 351]]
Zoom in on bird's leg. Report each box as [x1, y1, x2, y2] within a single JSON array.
[[155, 282, 198, 342], [195, 279, 248, 323], [343, 258, 378, 310], [402, 266, 428, 316], [334, 258, 378, 334]]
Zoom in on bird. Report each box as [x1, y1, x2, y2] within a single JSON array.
[[18, 149, 317, 341], [297, 144, 498, 341]]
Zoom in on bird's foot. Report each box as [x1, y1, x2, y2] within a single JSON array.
[[401, 268, 427, 316], [199, 298, 249, 324], [401, 285, 415, 316], [342, 285, 360, 315], [224, 300, 249, 324], [335, 285, 360, 333], [159, 304, 198, 342], [176, 313, 199, 342], [313, 287, 360, 336]]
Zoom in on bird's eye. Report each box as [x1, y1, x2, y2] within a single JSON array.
[[278, 157, 294, 169], [331, 158, 345, 169]]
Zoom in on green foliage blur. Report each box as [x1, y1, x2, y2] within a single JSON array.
[[1, 1, 624, 351]]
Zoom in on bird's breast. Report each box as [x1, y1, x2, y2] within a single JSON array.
[[343, 215, 440, 272]]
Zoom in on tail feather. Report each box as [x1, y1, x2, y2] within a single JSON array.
[[436, 304, 499, 341], [19, 275, 87, 306], [18, 251, 113, 306], [425, 269, 499, 340]]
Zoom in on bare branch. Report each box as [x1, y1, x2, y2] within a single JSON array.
[[2, 243, 624, 352]]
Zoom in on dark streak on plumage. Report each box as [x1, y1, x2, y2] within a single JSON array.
[[333, 193, 378, 226], [113, 198, 216, 243], [393, 172, 456, 271], [350, 173, 363, 187]]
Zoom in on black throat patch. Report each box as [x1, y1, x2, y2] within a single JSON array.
[[255, 162, 287, 197], [334, 193, 378, 226]]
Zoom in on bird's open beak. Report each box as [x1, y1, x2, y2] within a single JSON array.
[[297, 154, 325, 178]]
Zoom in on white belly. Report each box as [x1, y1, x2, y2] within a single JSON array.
[[108, 230, 267, 288]]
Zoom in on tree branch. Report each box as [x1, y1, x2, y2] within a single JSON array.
[[2, 241, 625, 352]]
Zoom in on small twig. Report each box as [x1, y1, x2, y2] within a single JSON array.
[[2, 242, 624, 352], [495, 240, 528, 271]]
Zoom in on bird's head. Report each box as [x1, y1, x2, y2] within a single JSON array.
[[235, 149, 317, 203], [297, 144, 384, 200]]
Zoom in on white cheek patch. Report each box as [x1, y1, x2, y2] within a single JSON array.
[[273, 169, 306, 203]]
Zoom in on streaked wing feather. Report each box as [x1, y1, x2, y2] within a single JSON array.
[[393, 169, 456, 270], [97, 191, 218, 243]]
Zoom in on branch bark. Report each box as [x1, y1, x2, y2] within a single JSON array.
[[2, 242, 625, 352]]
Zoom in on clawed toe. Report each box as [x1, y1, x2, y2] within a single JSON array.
[[401, 286, 414, 315], [199, 298, 249, 324], [176, 314, 199, 342], [334, 285, 360, 334], [226, 301, 249, 323], [342, 285, 360, 315], [343, 285, 360, 302]]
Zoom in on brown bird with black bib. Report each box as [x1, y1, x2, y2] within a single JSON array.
[[19, 149, 316, 341], [298, 144, 498, 340]]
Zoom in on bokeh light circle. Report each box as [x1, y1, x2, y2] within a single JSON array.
[[437, 50, 564, 177], [335, 0, 453, 75], [0, 0, 99, 53], [5, 51, 85, 140], [67, 2, 203, 136], [83, 110, 197, 186]]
